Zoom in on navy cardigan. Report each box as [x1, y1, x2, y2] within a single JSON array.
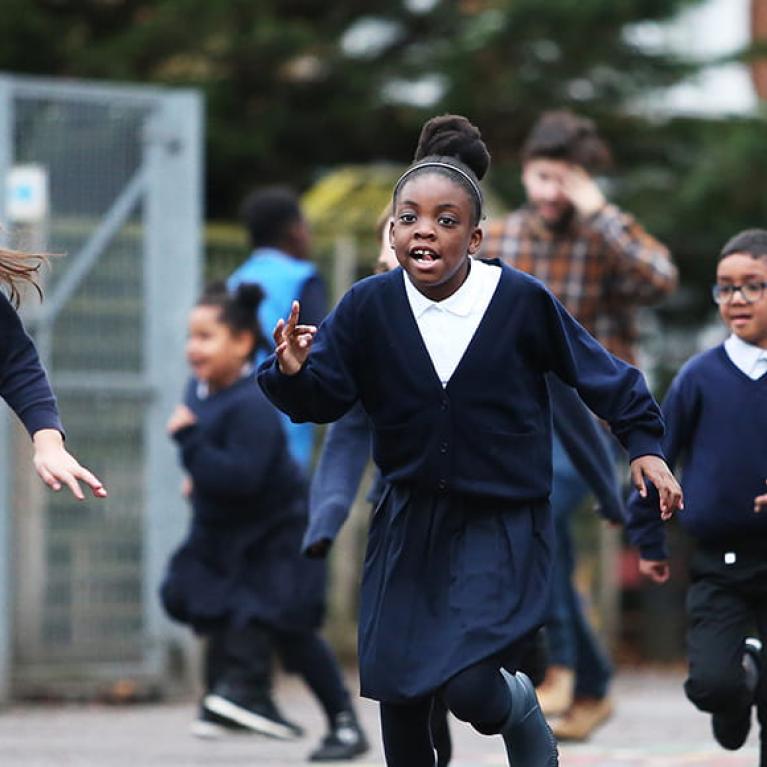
[[259, 262, 664, 505]]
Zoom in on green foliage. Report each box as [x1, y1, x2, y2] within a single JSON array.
[[0, 0, 703, 218]]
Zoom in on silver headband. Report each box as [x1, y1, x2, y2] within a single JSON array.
[[395, 161, 483, 212]]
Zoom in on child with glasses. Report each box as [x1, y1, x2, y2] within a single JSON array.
[[628, 228, 767, 765]]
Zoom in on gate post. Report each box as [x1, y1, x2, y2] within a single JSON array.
[[142, 90, 203, 690]]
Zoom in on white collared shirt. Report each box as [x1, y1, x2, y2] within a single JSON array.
[[723, 334, 767, 380], [403, 259, 502, 387]]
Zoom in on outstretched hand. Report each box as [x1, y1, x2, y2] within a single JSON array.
[[273, 300, 317, 375], [32, 429, 107, 500], [630, 454, 683, 520]]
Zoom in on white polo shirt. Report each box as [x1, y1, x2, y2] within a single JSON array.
[[403, 258, 502, 388], [723, 333, 767, 380]]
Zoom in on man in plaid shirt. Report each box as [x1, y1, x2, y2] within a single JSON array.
[[482, 110, 677, 741]]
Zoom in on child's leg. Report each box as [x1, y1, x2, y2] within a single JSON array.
[[755, 607, 767, 766], [275, 629, 369, 760], [441, 658, 511, 732], [203, 622, 303, 739], [274, 629, 352, 725], [380, 697, 434, 767], [685, 554, 755, 750], [441, 659, 558, 767]]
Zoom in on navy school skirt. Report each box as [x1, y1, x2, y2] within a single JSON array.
[[358, 484, 553, 703]]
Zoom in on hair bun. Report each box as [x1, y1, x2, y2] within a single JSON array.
[[414, 114, 490, 181], [235, 282, 265, 312]]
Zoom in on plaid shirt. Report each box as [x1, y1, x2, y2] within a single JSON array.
[[481, 204, 677, 364]]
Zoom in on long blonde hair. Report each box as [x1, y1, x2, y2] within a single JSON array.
[[0, 247, 45, 307]]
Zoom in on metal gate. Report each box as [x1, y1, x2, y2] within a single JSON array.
[[0, 74, 203, 700]]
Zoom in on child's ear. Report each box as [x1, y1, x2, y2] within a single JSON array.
[[467, 226, 483, 256], [388, 219, 395, 249]]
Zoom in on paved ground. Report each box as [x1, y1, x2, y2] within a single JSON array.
[[0, 668, 760, 766]]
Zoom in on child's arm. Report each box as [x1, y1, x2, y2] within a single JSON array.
[[168, 400, 288, 499], [259, 295, 360, 424], [0, 294, 105, 499], [547, 374, 625, 524], [625, 370, 698, 579], [305, 402, 372, 557], [540, 289, 682, 517]]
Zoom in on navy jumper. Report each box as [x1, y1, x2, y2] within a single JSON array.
[[160, 373, 326, 634], [259, 262, 664, 702]]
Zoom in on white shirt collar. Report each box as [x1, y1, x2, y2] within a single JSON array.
[[724, 334, 767, 374], [402, 258, 490, 319]]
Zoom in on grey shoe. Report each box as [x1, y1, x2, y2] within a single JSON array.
[[500, 670, 558, 767]]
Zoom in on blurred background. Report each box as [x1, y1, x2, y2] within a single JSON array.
[[0, 0, 764, 703]]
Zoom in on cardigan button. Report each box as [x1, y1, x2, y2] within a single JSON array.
[[437, 479, 447, 491], [440, 398, 448, 411], [440, 442, 448, 453]]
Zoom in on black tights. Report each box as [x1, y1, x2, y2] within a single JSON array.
[[380, 658, 511, 767]]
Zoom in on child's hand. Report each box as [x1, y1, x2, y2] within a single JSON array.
[[32, 429, 107, 501], [630, 454, 683, 520], [167, 404, 197, 435], [273, 300, 317, 375], [561, 166, 606, 218], [754, 480, 767, 513], [638, 557, 670, 584]]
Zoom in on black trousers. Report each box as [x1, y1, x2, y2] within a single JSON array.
[[205, 621, 351, 726], [684, 541, 767, 743]]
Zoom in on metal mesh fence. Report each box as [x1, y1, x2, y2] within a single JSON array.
[[0, 77, 202, 692]]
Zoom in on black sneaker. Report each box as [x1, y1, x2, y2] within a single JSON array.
[[711, 637, 763, 751], [203, 692, 304, 740], [309, 711, 369, 762], [190, 706, 250, 739]]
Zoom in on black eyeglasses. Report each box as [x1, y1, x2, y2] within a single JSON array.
[[711, 281, 767, 305]]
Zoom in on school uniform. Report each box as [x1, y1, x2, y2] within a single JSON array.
[[160, 371, 325, 634], [259, 259, 664, 704], [0, 291, 62, 436], [305, 376, 624, 556], [626, 338, 767, 727]]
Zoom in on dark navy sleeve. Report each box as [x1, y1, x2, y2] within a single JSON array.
[[547, 374, 625, 524], [538, 287, 664, 462], [258, 287, 359, 424], [298, 274, 328, 327], [0, 293, 63, 437], [173, 392, 284, 498], [625, 370, 698, 560], [304, 401, 372, 555]]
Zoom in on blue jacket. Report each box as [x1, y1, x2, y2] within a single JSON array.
[[229, 247, 326, 470], [259, 262, 664, 504]]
